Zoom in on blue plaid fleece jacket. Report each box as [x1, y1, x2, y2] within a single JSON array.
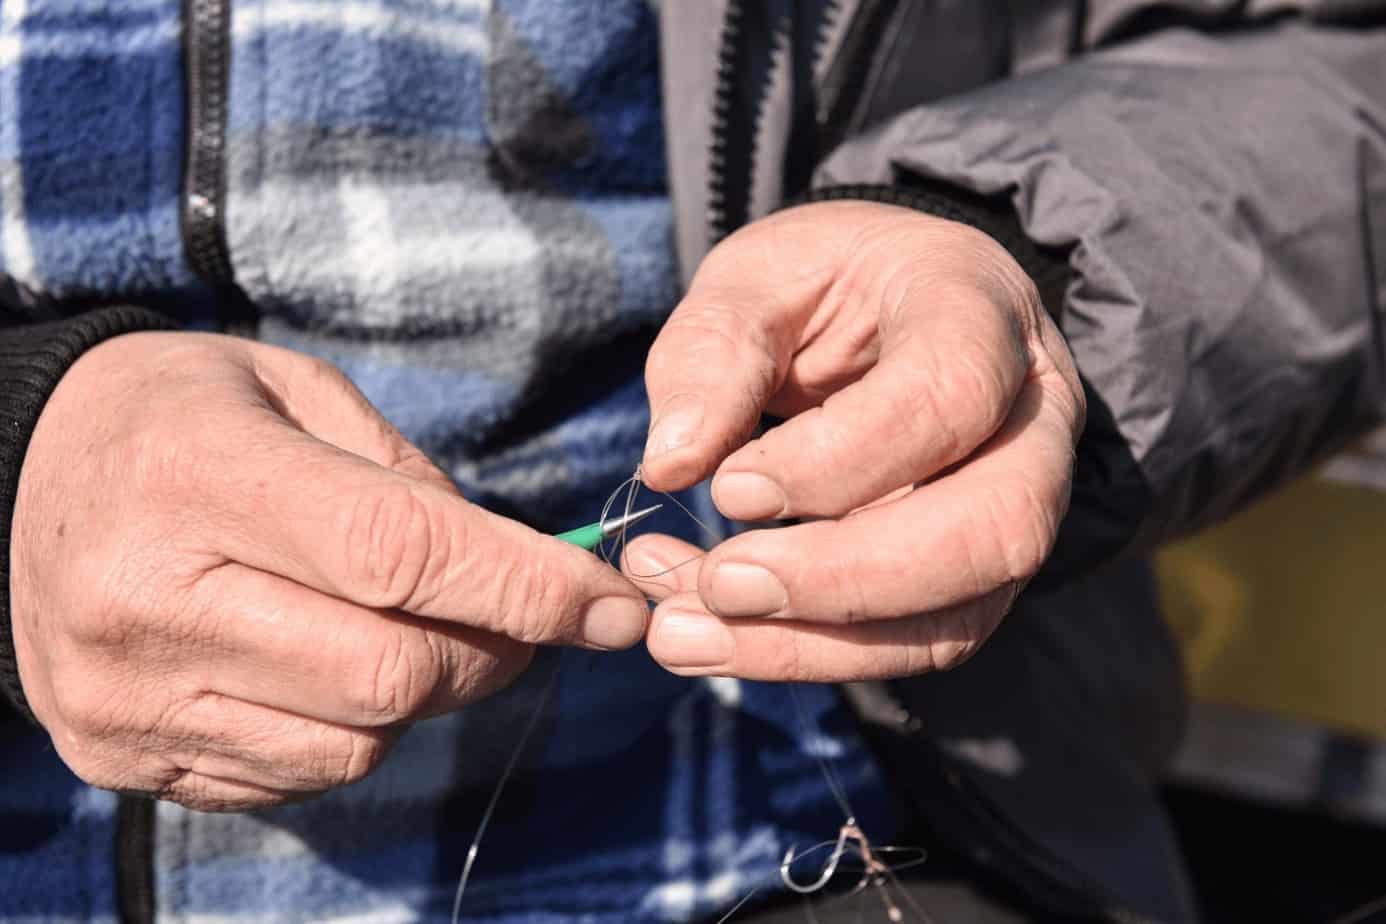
[[0, 1, 898, 921], [10, 0, 1386, 921]]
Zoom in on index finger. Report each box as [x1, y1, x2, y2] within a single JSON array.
[[640, 208, 855, 492], [197, 423, 649, 652]]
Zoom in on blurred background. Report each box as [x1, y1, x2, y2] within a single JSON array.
[[1156, 428, 1386, 922]]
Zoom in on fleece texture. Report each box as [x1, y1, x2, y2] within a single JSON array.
[[0, 2, 897, 922]]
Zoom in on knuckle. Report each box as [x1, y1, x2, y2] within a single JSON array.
[[301, 354, 353, 393], [928, 635, 979, 673], [656, 303, 774, 379], [64, 736, 182, 801], [662, 302, 757, 351], [922, 343, 1011, 454], [954, 342, 1014, 432], [1000, 481, 1061, 582], [895, 636, 937, 678], [886, 343, 983, 471], [156, 768, 267, 812], [64, 548, 207, 656], [340, 484, 444, 610], [968, 479, 1059, 588], [52, 675, 136, 742], [457, 642, 533, 704], [152, 766, 194, 803], [63, 543, 163, 647], [61, 744, 126, 791], [388, 442, 448, 484], [899, 609, 981, 676], [355, 631, 442, 724], [128, 427, 215, 505], [65, 595, 131, 649], [486, 554, 579, 644], [933, 606, 986, 672], [319, 729, 391, 789]]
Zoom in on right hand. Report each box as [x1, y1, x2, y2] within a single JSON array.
[[9, 332, 647, 811]]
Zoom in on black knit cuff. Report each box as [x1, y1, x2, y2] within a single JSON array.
[[790, 182, 1072, 322], [0, 306, 178, 722]]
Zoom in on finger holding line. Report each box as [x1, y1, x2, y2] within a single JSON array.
[[194, 424, 650, 652], [629, 373, 1073, 628]]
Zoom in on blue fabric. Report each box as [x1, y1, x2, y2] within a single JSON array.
[[0, 0, 193, 298], [0, 720, 118, 921], [0, 1, 900, 921]]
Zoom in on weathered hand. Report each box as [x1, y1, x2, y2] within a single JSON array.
[[630, 200, 1084, 682], [10, 333, 647, 810]]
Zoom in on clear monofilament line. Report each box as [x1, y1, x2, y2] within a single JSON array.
[[455, 467, 935, 924], [450, 659, 561, 924], [597, 467, 722, 581], [789, 684, 857, 822]]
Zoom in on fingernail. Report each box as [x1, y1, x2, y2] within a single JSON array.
[[655, 611, 734, 669], [713, 472, 787, 520], [580, 596, 650, 650], [646, 395, 704, 459], [706, 562, 788, 618]]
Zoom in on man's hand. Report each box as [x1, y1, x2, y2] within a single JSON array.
[[629, 200, 1084, 682], [10, 333, 647, 810]]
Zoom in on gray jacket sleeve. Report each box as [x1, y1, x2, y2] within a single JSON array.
[[816, 20, 1386, 573]]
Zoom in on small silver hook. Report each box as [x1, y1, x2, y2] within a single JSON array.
[[780, 817, 863, 894]]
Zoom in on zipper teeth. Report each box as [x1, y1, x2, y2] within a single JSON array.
[[780, 0, 841, 202], [706, 0, 745, 242], [707, 1, 840, 245], [810, 0, 842, 87], [183, 0, 235, 286]]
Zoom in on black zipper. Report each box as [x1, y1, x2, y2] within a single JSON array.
[[706, 0, 867, 245], [115, 795, 155, 924], [707, 0, 763, 243], [111, 1, 246, 914], [182, 0, 256, 333], [779, 0, 831, 203]]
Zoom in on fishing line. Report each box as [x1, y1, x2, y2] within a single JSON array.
[[450, 657, 561, 924], [765, 685, 935, 923], [779, 834, 934, 924], [452, 468, 935, 923], [596, 466, 723, 583], [789, 684, 858, 822]]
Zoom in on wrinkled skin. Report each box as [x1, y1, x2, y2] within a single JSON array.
[[11, 334, 647, 810], [631, 201, 1085, 681], [10, 202, 1083, 809]]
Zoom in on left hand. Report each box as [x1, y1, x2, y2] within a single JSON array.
[[628, 199, 1085, 682]]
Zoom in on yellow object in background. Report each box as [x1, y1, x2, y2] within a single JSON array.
[[1158, 475, 1386, 742]]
